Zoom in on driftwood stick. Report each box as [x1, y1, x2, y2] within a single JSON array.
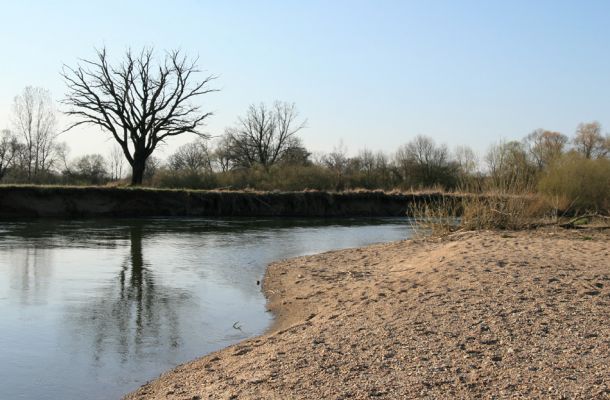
[[559, 214, 598, 228]]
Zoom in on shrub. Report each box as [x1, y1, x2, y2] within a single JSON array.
[[153, 169, 218, 189], [408, 192, 549, 234], [460, 193, 544, 230], [538, 154, 610, 214]]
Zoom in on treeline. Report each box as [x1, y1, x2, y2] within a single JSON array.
[[1, 88, 609, 213], [152, 122, 610, 212]]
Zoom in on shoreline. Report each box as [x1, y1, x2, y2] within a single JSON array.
[[125, 229, 609, 399], [0, 186, 454, 219]]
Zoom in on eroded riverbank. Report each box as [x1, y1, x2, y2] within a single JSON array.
[[0, 186, 452, 218], [125, 229, 610, 399]]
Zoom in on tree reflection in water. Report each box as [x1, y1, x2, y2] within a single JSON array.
[[8, 247, 53, 306], [70, 222, 195, 365]]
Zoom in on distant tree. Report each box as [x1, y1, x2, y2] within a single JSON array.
[[224, 102, 306, 169], [62, 47, 217, 185], [347, 148, 383, 189], [277, 138, 310, 166], [374, 151, 392, 187], [454, 145, 479, 188], [168, 139, 213, 173], [485, 140, 536, 192], [454, 145, 478, 175], [395, 135, 456, 188], [143, 156, 161, 182], [108, 144, 125, 181], [54, 142, 71, 175], [322, 140, 349, 177], [212, 135, 234, 172], [357, 148, 376, 175], [524, 129, 568, 169], [573, 121, 608, 159], [0, 129, 20, 181], [12, 86, 59, 181], [318, 141, 351, 190], [72, 154, 109, 184]]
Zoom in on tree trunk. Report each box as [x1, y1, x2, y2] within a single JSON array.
[[131, 157, 146, 185]]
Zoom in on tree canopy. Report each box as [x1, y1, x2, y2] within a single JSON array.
[[61, 47, 216, 184]]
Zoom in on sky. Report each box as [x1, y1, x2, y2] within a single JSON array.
[[1, 0, 610, 161]]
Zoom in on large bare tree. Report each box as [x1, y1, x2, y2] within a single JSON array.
[[224, 102, 306, 169], [61, 47, 216, 184], [12, 86, 59, 181]]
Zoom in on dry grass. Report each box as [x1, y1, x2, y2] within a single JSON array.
[[408, 195, 461, 236], [408, 192, 554, 234], [460, 193, 546, 230]]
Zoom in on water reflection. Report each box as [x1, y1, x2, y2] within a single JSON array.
[[0, 217, 411, 400], [67, 223, 193, 365], [8, 247, 53, 306]]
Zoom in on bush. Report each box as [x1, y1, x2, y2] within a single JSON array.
[[460, 194, 544, 230], [212, 164, 337, 191], [538, 154, 610, 214], [408, 192, 549, 234], [153, 169, 218, 189]]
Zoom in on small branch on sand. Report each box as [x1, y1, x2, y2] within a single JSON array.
[[559, 214, 601, 228], [529, 213, 609, 230]]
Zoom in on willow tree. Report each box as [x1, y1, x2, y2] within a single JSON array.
[[62, 47, 216, 184]]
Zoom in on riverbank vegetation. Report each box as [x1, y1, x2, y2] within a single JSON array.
[[2, 117, 608, 216]]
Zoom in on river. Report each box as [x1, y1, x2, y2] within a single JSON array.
[[0, 217, 414, 399]]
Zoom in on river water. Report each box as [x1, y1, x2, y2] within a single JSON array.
[[0, 217, 413, 399]]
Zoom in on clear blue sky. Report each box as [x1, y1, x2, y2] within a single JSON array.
[[1, 0, 609, 160]]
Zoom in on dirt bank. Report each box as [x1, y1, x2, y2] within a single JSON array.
[[125, 229, 610, 399], [0, 186, 451, 218]]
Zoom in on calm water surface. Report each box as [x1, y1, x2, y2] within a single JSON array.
[[0, 217, 413, 399]]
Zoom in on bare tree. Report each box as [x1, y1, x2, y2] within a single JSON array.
[[143, 156, 161, 182], [54, 142, 71, 175], [0, 129, 20, 181], [404, 135, 449, 167], [108, 144, 125, 181], [395, 135, 455, 188], [12, 86, 59, 181], [573, 121, 607, 159], [61, 47, 217, 184], [322, 140, 349, 177], [454, 145, 478, 175], [374, 151, 392, 186], [485, 140, 536, 192], [524, 129, 568, 169], [357, 148, 376, 175], [168, 139, 213, 173], [72, 154, 109, 184], [212, 135, 233, 172], [225, 102, 306, 169]]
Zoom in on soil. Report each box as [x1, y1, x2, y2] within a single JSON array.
[[0, 186, 443, 218], [125, 229, 610, 399]]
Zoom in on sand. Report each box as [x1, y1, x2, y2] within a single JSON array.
[[125, 229, 610, 399]]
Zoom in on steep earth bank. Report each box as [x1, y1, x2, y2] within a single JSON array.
[[0, 186, 451, 218]]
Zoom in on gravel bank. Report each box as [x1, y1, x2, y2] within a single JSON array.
[[125, 229, 610, 399]]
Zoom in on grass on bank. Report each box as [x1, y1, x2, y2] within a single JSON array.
[[409, 192, 609, 236]]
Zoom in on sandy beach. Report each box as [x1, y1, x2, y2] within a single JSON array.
[[125, 229, 610, 399]]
